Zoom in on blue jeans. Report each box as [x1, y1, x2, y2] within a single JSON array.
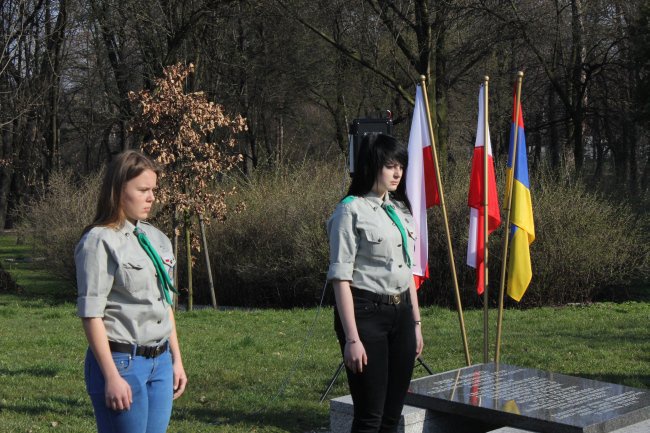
[[85, 347, 173, 433]]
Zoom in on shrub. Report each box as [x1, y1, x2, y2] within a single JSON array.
[[418, 164, 650, 308], [195, 160, 345, 307], [519, 172, 649, 306], [16, 160, 649, 308], [15, 170, 102, 288]]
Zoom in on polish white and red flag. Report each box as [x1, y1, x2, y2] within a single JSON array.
[[406, 85, 440, 289], [467, 84, 501, 295]]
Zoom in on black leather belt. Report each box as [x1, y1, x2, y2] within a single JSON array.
[[351, 287, 411, 305], [109, 341, 169, 358]]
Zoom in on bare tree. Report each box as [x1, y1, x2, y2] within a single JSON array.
[[0, 0, 68, 228]]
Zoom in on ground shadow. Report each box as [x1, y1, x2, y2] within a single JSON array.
[[172, 405, 329, 433], [0, 264, 74, 306], [593, 283, 650, 303], [578, 373, 650, 389], [1, 396, 93, 418], [0, 366, 59, 378]]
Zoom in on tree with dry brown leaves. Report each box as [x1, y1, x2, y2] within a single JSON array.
[[129, 62, 246, 310]]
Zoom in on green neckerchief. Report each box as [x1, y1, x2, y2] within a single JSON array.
[[382, 203, 412, 268], [133, 227, 179, 305]]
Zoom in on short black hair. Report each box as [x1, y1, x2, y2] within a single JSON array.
[[346, 133, 411, 211]]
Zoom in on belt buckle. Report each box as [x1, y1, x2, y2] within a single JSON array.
[[392, 294, 401, 305], [145, 345, 159, 358], [151, 342, 166, 358]]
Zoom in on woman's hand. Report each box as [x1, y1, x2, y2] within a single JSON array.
[[344, 340, 367, 373], [105, 375, 132, 411], [82, 318, 133, 411], [172, 361, 188, 400], [415, 324, 424, 359]]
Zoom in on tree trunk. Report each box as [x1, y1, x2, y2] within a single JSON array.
[[333, 53, 349, 154], [628, 119, 638, 197], [173, 209, 179, 311], [570, 0, 587, 175], [43, 0, 67, 181], [184, 212, 193, 312], [237, 3, 257, 174], [0, 125, 14, 229], [591, 117, 604, 183], [277, 116, 284, 165], [546, 84, 561, 176], [198, 214, 217, 309], [92, 0, 133, 151], [434, 32, 448, 169]]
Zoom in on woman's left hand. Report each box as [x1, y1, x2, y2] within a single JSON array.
[[415, 324, 424, 359], [172, 361, 188, 400]]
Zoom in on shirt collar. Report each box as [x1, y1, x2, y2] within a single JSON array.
[[363, 191, 390, 209], [119, 219, 138, 237]]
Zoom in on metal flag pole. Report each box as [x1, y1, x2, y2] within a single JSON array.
[[482, 76, 490, 364], [495, 71, 524, 364], [419, 75, 471, 366]]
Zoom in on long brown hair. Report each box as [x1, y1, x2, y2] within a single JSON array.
[[83, 150, 160, 234]]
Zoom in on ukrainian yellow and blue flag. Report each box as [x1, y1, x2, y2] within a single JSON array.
[[505, 95, 535, 302]]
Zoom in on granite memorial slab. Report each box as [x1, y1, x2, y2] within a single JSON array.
[[405, 363, 650, 433]]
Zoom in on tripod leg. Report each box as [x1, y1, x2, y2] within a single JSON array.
[[319, 360, 346, 403], [416, 356, 434, 375]]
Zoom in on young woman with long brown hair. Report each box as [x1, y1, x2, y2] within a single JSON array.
[[76, 150, 186, 433]]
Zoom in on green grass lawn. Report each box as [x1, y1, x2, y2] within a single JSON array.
[[0, 234, 648, 432]]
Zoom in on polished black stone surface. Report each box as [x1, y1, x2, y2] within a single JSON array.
[[405, 363, 650, 433]]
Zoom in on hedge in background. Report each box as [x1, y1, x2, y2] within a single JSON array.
[[193, 160, 649, 307], [196, 161, 344, 307], [18, 161, 649, 307], [16, 170, 101, 288], [420, 166, 650, 308]]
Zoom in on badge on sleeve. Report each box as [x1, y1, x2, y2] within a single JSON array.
[[161, 255, 176, 278]]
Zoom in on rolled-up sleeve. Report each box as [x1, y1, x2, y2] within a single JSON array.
[[326, 204, 358, 282], [75, 231, 115, 318]]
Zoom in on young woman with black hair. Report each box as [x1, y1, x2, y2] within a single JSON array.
[[327, 133, 424, 433]]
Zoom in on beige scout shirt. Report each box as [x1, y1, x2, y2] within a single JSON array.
[[327, 192, 417, 296], [75, 220, 176, 346]]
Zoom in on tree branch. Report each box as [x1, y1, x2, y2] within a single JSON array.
[[275, 0, 414, 105]]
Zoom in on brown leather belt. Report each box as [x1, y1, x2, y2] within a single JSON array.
[[351, 287, 411, 305], [109, 341, 169, 358]]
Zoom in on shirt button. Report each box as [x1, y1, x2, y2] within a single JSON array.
[[158, 297, 162, 301], [397, 244, 402, 247], [399, 264, 403, 268], [157, 320, 161, 324]]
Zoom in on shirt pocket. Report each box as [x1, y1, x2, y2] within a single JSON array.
[[361, 228, 392, 261], [119, 257, 151, 294]]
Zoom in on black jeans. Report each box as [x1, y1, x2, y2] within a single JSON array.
[[334, 293, 417, 433]]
